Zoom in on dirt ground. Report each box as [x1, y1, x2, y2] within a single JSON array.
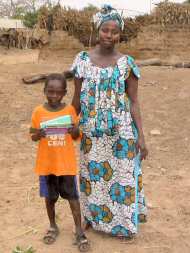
[[0, 48, 190, 253]]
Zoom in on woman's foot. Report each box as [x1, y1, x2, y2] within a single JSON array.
[[43, 226, 59, 245], [82, 220, 92, 231], [75, 233, 90, 252], [138, 214, 147, 223], [118, 234, 135, 244]]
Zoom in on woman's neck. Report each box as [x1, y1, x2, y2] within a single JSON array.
[[96, 44, 116, 56]]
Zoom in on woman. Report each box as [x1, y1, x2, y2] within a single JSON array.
[[71, 5, 148, 238]]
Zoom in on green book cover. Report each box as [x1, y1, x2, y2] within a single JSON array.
[[40, 115, 73, 129]]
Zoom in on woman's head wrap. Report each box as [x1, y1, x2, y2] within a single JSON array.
[[93, 4, 124, 31]]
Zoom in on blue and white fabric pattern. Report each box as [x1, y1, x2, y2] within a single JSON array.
[[71, 51, 147, 236], [93, 4, 125, 30]]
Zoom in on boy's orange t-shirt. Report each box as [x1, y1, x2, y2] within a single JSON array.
[[31, 104, 78, 176]]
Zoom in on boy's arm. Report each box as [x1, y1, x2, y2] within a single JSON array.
[[30, 128, 46, 142], [68, 125, 80, 140], [30, 108, 46, 141]]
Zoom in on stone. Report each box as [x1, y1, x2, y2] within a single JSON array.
[[142, 81, 158, 87], [20, 123, 30, 129], [156, 147, 169, 152], [160, 167, 167, 174], [150, 129, 161, 136], [147, 202, 156, 209]]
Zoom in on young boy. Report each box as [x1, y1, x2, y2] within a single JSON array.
[[30, 73, 89, 252]]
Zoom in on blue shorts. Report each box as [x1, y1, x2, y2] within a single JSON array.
[[39, 175, 79, 200]]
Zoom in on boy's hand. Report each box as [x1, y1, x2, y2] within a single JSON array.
[[31, 129, 46, 141], [68, 126, 80, 140]]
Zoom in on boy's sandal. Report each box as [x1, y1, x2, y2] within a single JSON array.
[[75, 233, 90, 252], [43, 227, 59, 245]]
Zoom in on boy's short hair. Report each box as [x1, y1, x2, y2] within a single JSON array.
[[44, 73, 67, 90]]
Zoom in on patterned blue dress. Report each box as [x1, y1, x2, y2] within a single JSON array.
[[71, 51, 147, 236]]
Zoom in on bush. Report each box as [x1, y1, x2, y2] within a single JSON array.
[[12, 245, 36, 253], [23, 11, 39, 28]]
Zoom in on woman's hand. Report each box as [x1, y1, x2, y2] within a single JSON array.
[[136, 135, 148, 160]]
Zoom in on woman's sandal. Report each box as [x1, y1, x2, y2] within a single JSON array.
[[138, 214, 148, 223], [75, 233, 90, 252], [43, 227, 59, 245], [120, 235, 135, 242]]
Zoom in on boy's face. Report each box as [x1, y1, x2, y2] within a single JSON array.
[[44, 80, 66, 108]]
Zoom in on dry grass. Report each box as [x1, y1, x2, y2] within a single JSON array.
[[37, 2, 190, 46]]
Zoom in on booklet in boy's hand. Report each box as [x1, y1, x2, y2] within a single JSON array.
[[40, 115, 73, 135]]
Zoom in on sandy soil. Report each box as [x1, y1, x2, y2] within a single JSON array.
[[0, 48, 190, 253]]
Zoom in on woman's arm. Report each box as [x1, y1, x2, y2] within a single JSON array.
[[126, 72, 148, 160], [72, 77, 82, 115]]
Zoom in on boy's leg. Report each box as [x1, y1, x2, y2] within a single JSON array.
[[69, 199, 89, 252], [43, 197, 59, 244], [45, 197, 58, 229], [68, 199, 83, 235], [59, 176, 83, 235], [40, 175, 60, 245], [59, 176, 89, 251]]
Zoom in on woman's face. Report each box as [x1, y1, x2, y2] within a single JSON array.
[[98, 20, 120, 49]]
